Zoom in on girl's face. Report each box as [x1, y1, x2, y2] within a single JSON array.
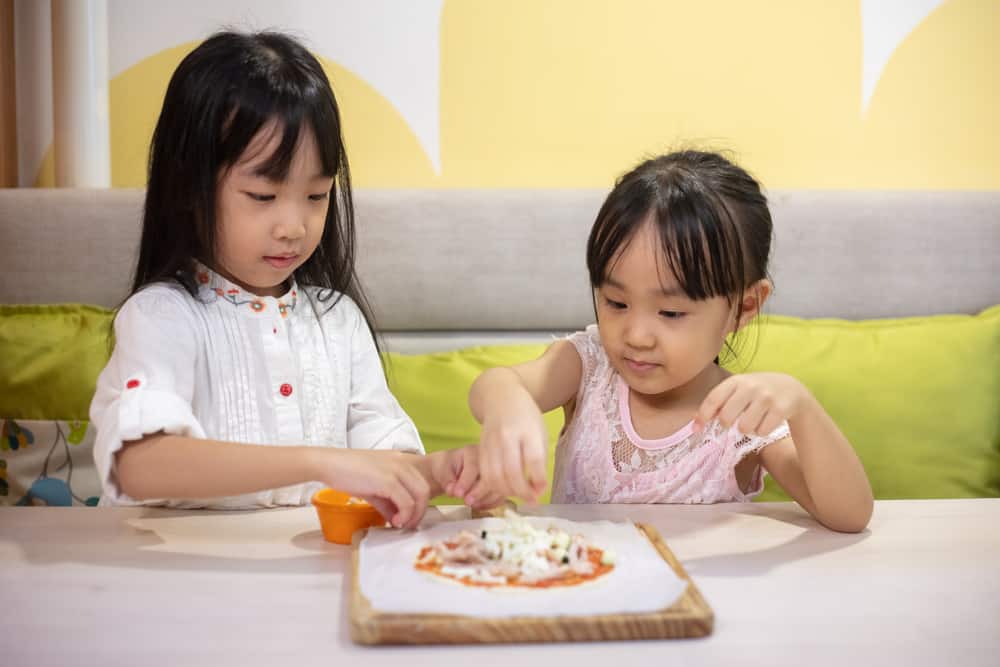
[[214, 123, 333, 297], [595, 220, 759, 405]]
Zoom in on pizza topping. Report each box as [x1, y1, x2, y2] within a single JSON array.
[[415, 512, 614, 587]]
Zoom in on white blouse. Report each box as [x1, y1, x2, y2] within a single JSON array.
[[89, 265, 423, 509]]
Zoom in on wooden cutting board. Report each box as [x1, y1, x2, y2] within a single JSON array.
[[349, 522, 713, 644]]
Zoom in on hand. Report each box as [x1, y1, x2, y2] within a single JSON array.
[[478, 398, 549, 503], [426, 446, 508, 511], [693, 372, 809, 437], [318, 449, 431, 530]]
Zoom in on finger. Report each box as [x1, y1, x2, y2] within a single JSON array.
[[366, 497, 397, 525], [737, 401, 768, 436], [464, 476, 494, 508], [695, 379, 739, 431], [381, 481, 415, 529], [717, 386, 754, 430], [397, 466, 431, 530], [480, 435, 504, 497], [757, 412, 783, 438], [453, 450, 479, 499], [487, 434, 516, 499], [521, 435, 548, 501], [472, 492, 507, 511], [501, 434, 533, 501]]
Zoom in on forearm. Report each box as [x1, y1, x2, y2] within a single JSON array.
[[116, 434, 324, 500], [469, 367, 538, 424], [788, 396, 874, 532]]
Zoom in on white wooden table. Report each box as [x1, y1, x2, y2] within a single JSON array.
[[2, 499, 998, 666]]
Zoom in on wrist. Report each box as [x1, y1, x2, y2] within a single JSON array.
[[417, 451, 446, 496], [302, 445, 338, 487]]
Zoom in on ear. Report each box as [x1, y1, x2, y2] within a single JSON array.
[[732, 279, 772, 333]]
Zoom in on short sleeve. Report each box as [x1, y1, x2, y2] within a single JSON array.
[[564, 325, 602, 380], [339, 297, 424, 454], [88, 287, 206, 505]]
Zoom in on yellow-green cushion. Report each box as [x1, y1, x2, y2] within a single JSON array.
[[724, 305, 1000, 500], [388, 305, 1000, 503], [3, 304, 998, 502], [0, 305, 113, 420]]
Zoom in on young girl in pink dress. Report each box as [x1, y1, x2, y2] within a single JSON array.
[[465, 151, 873, 532]]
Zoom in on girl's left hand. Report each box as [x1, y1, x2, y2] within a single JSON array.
[[693, 372, 808, 436]]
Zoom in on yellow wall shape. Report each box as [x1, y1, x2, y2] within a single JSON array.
[[32, 0, 999, 189]]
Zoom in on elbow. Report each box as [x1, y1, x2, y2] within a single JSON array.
[[114, 445, 153, 500], [821, 497, 874, 534]]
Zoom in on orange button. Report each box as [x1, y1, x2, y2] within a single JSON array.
[[279, 383, 293, 397]]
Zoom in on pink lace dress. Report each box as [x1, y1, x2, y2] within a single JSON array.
[[551, 326, 790, 504]]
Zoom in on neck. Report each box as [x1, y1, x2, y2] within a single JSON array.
[[629, 361, 728, 413]]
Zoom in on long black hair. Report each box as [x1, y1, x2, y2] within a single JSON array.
[[128, 30, 379, 343]]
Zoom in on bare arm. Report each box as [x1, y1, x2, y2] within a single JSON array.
[[116, 433, 432, 528], [759, 392, 874, 533], [696, 372, 873, 533], [468, 340, 582, 501]]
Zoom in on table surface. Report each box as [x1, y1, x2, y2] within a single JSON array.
[[2, 499, 998, 667]]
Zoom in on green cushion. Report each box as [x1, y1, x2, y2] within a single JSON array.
[[723, 305, 1000, 500], [0, 305, 113, 420], [4, 303, 998, 502], [388, 305, 1000, 503]]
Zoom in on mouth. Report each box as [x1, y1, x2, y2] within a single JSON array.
[[624, 357, 660, 373], [263, 254, 299, 269]]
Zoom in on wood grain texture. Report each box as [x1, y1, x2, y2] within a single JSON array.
[[0, 0, 17, 187], [349, 523, 713, 645]]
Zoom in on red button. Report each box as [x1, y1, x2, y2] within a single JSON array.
[[279, 383, 293, 397], [126, 379, 140, 389]]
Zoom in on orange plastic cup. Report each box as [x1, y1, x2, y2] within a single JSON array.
[[311, 488, 387, 544]]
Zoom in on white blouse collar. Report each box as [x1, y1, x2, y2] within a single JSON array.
[[191, 261, 299, 318]]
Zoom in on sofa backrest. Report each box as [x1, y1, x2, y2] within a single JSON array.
[[1, 188, 998, 351]]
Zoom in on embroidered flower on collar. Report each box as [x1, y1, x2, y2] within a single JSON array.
[[193, 263, 298, 316]]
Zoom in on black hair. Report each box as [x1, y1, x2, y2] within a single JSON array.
[[587, 150, 773, 322], [126, 30, 379, 347]]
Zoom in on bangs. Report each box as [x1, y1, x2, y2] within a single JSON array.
[[588, 178, 747, 302], [652, 181, 745, 302], [217, 73, 340, 181]]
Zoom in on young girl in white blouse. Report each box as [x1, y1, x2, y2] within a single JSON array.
[[90, 31, 489, 527], [464, 151, 873, 532]]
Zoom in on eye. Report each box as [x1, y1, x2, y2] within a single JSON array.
[[308, 192, 330, 202], [659, 310, 685, 320], [604, 298, 627, 310], [244, 191, 275, 202]]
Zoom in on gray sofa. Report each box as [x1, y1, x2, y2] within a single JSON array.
[[3, 188, 998, 351]]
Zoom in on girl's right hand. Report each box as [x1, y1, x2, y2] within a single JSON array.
[[478, 392, 550, 503], [318, 449, 431, 530]]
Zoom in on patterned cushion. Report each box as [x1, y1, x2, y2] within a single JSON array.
[[0, 419, 101, 506]]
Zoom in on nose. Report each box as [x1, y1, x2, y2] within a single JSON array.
[[623, 312, 655, 349], [273, 202, 307, 241]]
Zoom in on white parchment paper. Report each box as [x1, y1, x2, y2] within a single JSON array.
[[358, 516, 686, 618]]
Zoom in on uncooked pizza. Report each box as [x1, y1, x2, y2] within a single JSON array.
[[415, 513, 616, 589]]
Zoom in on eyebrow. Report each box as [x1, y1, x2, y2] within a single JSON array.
[[604, 277, 686, 298], [242, 167, 332, 182]]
